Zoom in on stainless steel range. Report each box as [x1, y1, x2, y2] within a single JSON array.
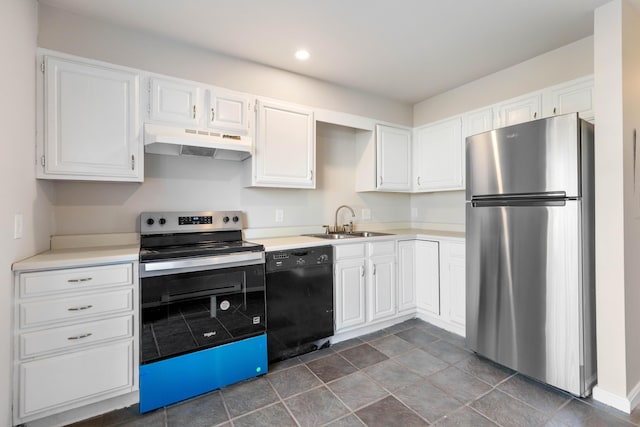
[[138, 211, 267, 413]]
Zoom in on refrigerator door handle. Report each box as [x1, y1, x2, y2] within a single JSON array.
[[471, 191, 567, 201], [471, 199, 567, 208]]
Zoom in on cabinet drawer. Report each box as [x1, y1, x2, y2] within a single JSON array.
[[18, 340, 134, 418], [19, 288, 133, 329], [19, 315, 133, 359], [334, 243, 365, 260], [19, 263, 133, 298], [368, 241, 395, 257]]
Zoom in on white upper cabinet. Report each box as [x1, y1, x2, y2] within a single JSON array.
[[543, 76, 594, 122], [149, 77, 201, 127], [495, 92, 542, 128], [376, 125, 412, 191], [207, 89, 252, 134], [462, 107, 494, 138], [250, 98, 315, 188], [147, 75, 253, 136], [38, 53, 142, 182], [413, 117, 463, 192]]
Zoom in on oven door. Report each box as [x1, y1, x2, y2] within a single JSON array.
[[140, 262, 265, 365]]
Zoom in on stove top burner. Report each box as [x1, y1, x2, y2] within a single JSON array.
[[139, 210, 263, 263]]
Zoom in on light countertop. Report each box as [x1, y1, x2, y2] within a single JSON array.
[[252, 228, 464, 252], [12, 241, 139, 272]]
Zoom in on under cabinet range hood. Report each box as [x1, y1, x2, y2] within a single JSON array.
[[143, 124, 252, 161]]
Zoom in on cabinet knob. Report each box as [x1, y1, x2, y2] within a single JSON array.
[[553, 107, 557, 115], [67, 333, 93, 340], [211, 108, 215, 122], [534, 112, 538, 119], [193, 105, 197, 119], [67, 305, 93, 312], [417, 176, 421, 186]]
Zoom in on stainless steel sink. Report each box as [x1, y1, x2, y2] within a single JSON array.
[[347, 231, 392, 237], [304, 233, 358, 239], [304, 231, 392, 239]]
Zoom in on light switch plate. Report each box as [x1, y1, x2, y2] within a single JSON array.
[[14, 213, 23, 239], [275, 209, 284, 223]]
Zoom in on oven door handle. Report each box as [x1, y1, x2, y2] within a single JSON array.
[[161, 283, 242, 303], [142, 251, 265, 273]]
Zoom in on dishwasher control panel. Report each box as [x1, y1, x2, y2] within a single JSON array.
[[266, 245, 333, 272]]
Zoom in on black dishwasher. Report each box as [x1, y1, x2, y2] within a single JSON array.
[[266, 245, 334, 363]]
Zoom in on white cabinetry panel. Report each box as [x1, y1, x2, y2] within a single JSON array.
[[149, 77, 201, 126], [495, 92, 542, 127], [39, 54, 141, 181], [208, 89, 252, 134], [544, 76, 594, 122], [414, 117, 463, 192], [376, 125, 411, 191], [368, 255, 396, 321], [252, 99, 315, 188], [414, 240, 440, 316], [335, 259, 366, 330], [18, 341, 134, 419]]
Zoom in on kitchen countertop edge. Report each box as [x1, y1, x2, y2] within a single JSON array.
[[12, 244, 140, 272], [252, 228, 465, 252]]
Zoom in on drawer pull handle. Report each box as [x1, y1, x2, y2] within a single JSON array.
[[67, 277, 93, 283], [67, 305, 93, 311], [67, 333, 92, 341]]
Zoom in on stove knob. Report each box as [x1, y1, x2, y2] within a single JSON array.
[[159, 218, 166, 225], [223, 216, 230, 223], [232, 216, 239, 223], [146, 218, 154, 226]]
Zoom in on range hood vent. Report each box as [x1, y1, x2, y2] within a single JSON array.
[[144, 124, 252, 161]]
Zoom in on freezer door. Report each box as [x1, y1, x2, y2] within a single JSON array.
[[465, 199, 586, 395], [465, 113, 581, 199]]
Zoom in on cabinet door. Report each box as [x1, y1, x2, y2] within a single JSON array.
[[545, 76, 594, 122], [442, 242, 466, 328], [376, 125, 411, 191], [495, 92, 542, 127], [415, 240, 440, 316], [253, 99, 315, 188], [414, 117, 463, 191], [18, 340, 134, 419], [149, 77, 201, 126], [397, 241, 417, 314], [368, 255, 396, 322], [42, 56, 141, 181], [208, 89, 252, 134], [335, 260, 366, 331], [463, 107, 494, 138]]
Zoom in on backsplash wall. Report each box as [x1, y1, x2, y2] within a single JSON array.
[[52, 123, 412, 235]]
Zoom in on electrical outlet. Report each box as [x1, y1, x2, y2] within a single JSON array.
[[14, 213, 23, 239], [275, 209, 284, 223], [361, 208, 371, 220]]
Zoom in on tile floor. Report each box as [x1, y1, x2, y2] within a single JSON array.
[[70, 319, 640, 427]]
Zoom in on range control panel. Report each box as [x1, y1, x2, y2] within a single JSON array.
[[140, 210, 243, 234]]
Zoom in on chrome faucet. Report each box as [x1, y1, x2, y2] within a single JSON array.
[[334, 205, 356, 233]]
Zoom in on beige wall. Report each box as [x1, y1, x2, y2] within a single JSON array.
[[0, 0, 54, 424], [621, 0, 640, 396], [37, 4, 412, 127], [593, 0, 640, 409], [37, 4, 413, 235], [410, 37, 594, 227], [594, 0, 627, 399], [413, 36, 594, 126]]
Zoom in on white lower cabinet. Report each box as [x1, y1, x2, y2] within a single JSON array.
[[13, 262, 138, 425], [441, 241, 466, 330], [335, 258, 366, 330], [398, 237, 465, 336], [334, 241, 397, 333]]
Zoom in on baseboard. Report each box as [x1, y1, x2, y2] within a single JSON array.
[[592, 385, 633, 414]]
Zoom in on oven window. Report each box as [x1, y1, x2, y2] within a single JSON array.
[[140, 264, 265, 364]]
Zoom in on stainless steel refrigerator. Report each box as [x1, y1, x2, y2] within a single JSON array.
[[465, 113, 596, 396]]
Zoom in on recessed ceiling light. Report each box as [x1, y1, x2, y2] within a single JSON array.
[[295, 50, 310, 61]]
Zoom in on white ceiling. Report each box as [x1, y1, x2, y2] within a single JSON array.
[[39, 0, 611, 104]]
